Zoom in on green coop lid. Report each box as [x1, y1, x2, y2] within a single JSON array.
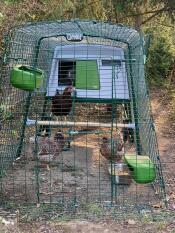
[[75, 60, 100, 90], [124, 154, 156, 184]]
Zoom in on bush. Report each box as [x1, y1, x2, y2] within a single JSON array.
[[146, 35, 174, 85]]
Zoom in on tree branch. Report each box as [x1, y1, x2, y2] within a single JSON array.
[[125, 5, 174, 18], [141, 6, 174, 25]]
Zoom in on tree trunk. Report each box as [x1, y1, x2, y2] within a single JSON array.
[[135, 14, 142, 31]]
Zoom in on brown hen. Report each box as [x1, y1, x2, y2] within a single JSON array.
[[51, 86, 74, 117], [100, 134, 124, 162], [38, 132, 65, 169]]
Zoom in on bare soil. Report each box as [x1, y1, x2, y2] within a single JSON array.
[[0, 88, 175, 232], [1, 125, 158, 209], [150, 87, 175, 209]]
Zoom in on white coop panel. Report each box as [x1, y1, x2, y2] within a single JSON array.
[[47, 44, 129, 100]]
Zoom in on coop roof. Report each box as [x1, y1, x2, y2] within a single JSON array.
[[13, 19, 141, 49]]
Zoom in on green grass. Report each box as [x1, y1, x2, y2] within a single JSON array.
[[52, 215, 73, 222], [86, 203, 104, 217], [156, 221, 167, 231]]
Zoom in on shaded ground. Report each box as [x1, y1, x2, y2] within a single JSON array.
[[0, 126, 158, 210], [150, 87, 175, 210], [0, 216, 175, 233]]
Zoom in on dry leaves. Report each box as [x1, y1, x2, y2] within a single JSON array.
[[152, 202, 163, 209], [126, 219, 136, 225]]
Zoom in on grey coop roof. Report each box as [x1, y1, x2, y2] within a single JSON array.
[[13, 19, 141, 48], [10, 19, 144, 79]]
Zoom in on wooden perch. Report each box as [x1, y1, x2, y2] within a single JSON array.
[[26, 118, 135, 129]]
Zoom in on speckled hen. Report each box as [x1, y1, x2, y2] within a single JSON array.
[[100, 134, 124, 162]]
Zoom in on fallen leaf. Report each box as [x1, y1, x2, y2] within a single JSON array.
[[31, 14, 36, 20], [0, 217, 14, 226], [36, 203, 40, 208], [127, 219, 136, 225], [152, 203, 162, 208], [170, 193, 175, 199], [170, 204, 175, 210], [166, 195, 171, 202]]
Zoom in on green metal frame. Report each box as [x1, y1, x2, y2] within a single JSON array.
[[128, 46, 142, 155], [0, 19, 166, 210]]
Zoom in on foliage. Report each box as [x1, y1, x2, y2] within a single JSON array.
[[146, 35, 174, 84], [111, 0, 175, 28], [86, 203, 104, 217], [0, 104, 14, 121], [0, 0, 174, 87]]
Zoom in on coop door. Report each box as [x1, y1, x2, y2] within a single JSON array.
[[75, 60, 100, 90], [57, 60, 100, 90], [58, 60, 76, 86]]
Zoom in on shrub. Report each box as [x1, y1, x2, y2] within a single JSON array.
[[146, 35, 174, 85]]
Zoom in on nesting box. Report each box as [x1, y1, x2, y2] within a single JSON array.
[[124, 154, 156, 184], [47, 44, 129, 101], [11, 65, 44, 91]]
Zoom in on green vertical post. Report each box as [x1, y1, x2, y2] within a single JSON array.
[[110, 61, 116, 205], [33, 37, 48, 203], [16, 93, 32, 158], [128, 46, 142, 155]]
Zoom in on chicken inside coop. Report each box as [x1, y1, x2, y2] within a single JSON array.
[[58, 60, 75, 86]]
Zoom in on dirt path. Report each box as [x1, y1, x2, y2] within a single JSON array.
[[0, 217, 175, 233], [150, 88, 175, 208]]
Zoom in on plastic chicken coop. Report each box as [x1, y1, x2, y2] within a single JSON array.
[[0, 20, 166, 215]]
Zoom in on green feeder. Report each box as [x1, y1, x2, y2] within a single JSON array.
[[10, 65, 44, 91], [124, 154, 156, 184]]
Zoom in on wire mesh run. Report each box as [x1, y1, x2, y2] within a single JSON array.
[[0, 20, 166, 216]]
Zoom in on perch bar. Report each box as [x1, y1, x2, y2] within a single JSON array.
[[26, 118, 135, 129]]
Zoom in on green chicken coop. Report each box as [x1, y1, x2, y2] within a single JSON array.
[[0, 20, 166, 213]]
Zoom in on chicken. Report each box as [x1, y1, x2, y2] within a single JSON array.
[[66, 68, 75, 85], [39, 116, 52, 137], [54, 132, 65, 153], [51, 86, 74, 117], [106, 104, 118, 116], [37, 132, 65, 169], [122, 119, 134, 143], [100, 134, 124, 162]]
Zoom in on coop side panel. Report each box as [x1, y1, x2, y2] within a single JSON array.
[[130, 42, 165, 198], [0, 29, 40, 175]]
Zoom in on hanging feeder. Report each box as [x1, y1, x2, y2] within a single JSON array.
[[10, 65, 44, 91], [124, 154, 156, 184]]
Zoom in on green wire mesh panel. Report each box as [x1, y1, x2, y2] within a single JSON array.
[[0, 20, 166, 217]]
